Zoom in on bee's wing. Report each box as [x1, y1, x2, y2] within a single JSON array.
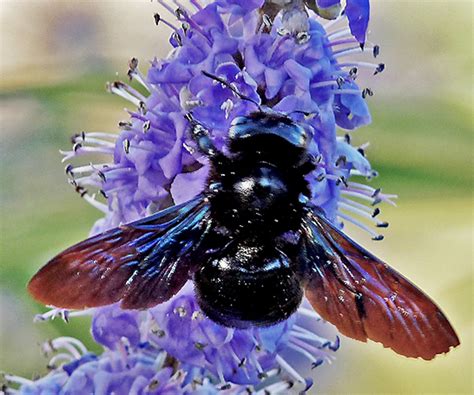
[[301, 209, 459, 360], [28, 195, 211, 310]]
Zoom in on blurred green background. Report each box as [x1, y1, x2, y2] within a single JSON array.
[[0, 1, 472, 393]]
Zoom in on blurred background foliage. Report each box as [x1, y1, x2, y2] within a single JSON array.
[[0, 1, 472, 393]]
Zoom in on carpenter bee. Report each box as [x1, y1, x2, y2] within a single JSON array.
[[28, 109, 459, 360]]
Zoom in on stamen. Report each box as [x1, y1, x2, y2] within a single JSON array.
[[337, 212, 383, 240], [275, 354, 306, 384], [338, 201, 386, 225], [339, 61, 385, 74], [157, 0, 176, 18], [60, 146, 115, 162], [189, 0, 203, 10], [3, 374, 33, 387], [331, 88, 362, 95], [296, 306, 321, 320], [33, 307, 94, 323], [323, 14, 345, 31], [249, 353, 266, 379], [287, 340, 323, 366], [71, 136, 115, 148], [326, 27, 351, 40], [48, 353, 74, 368], [327, 38, 357, 47], [310, 80, 339, 89], [83, 194, 109, 213], [291, 325, 331, 346], [107, 81, 143, 107], [255, 380, 293, 394], [153, 13, 180, 34]]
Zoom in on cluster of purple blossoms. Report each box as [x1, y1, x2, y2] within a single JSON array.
[[6, 0, 397, 393]]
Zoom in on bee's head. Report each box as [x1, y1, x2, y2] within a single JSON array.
[[228, 112, 308, 164]]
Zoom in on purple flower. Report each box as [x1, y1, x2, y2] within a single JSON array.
[[63, 0, 391, 235], [8, 1, 398, 394]]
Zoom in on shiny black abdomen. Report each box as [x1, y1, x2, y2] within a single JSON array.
[[194, 244, 303, 328]]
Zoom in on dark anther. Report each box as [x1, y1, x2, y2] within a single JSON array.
[[171, 32, 182, 46], [304, 378, 314, 392], [99, 189, 108, 199], [287, 380, 294, 389], [153, 13, 161, 25], [184, 112, 194, 123], [344, 133, 351, 144], [316, 173, 325, 182], [337, 176, 348, 187], [373, 45, 380, 58], [194, 342, 206, 351], [372, 207, 381, 218], [139, 101, 147, 114], [81, 131, 86, 140], [73, 142, 82, 152], [357, 147, 366, 157], [143, 120, 151, 133], [372, 235, 384, 241], [238, 357, 246, 367], [257, 372, 268, 380], [75, 185, 88, 197], [336, 76, 345, 88], [175, 8, 185, 19], [65, 164, 74, 176], [97, 171, 106, 182], [362, 88, 374, 98], [311, 359, 324, 369], [182, 22, 190, 34], [349, 67, 358, 79], [371, 187, 381, 197], [372, 196, 382, 206], [123, 139, 130, 154], [359, 42, 365, 50], [118, 121, 132, 130], [112, 81, 125, 89], [376, 221, 389, 228], [220, 384, 231, 390], [70, 133, 80, 144], [262, 14, 273, 28], [148, 379, 159, 390], [128, 57, 138, 71], [335, 155, 347, 167], [374, 63, 385, 75]]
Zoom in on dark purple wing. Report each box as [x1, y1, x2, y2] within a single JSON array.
[[301, 208, 460, 360], [28, 195, 211, 310]]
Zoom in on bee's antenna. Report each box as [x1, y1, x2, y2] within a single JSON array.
[[201, 70, 262, 111]]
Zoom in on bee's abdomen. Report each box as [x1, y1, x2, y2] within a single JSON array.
[[194, 246, 303, 328]]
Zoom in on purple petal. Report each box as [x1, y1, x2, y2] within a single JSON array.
[[346, 0, 370, 44], [170, 165, 209, 204]]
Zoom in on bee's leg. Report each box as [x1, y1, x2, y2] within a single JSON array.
[[185, 113, 224, 159]]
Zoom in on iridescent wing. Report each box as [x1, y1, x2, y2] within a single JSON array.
[[28, 195, 211, 310], [301, 208, 460, 360]]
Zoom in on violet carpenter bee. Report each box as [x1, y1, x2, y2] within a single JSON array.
[[29, 110, 459, 360]]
